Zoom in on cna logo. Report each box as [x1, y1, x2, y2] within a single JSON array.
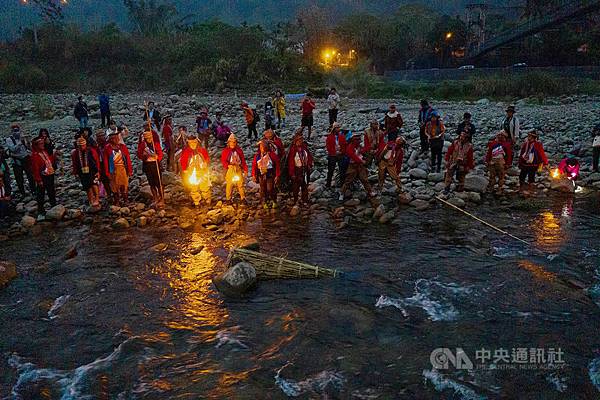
[[430, 348, 474, 370]]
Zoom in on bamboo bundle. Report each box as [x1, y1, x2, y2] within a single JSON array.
[[227, 248, 340, 280]]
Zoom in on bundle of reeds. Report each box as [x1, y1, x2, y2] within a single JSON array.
[[227, 248, 340, 280]]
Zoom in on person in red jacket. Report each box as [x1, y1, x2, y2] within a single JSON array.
[[137, 129, 164, 208], [221, 134, 248, 204], [518, 129, 548, 193], [300, 94, 316, 140], [325, 122, 347, 188], [252, 140, 281, 209], [364, 119, 385, 168], [376, 136, 405, 193], [485, 130, 513, 195], [31, 137, 57, 217], [180, 134, 211, 206], [104, 131, 132, 206], [339, 133, 375, 201], [71, 136, 101, 210], [263, 128, 285, 159], [444, 132, 474, 193], [288, 132, 313, 204]]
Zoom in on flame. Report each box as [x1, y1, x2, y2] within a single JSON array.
[[188, 168, 199, 186], [551, 168, 560, 179], [232, 174, 241, 183]]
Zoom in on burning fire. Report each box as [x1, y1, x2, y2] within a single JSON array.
[[232, 174, 241, 183], [551, 168, 561, 179], [188, 168, 199, 186]]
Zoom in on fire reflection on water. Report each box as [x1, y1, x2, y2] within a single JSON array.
[[531, 211, 564, 252]]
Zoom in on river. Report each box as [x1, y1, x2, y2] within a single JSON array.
[[1, 193, 600, 399]]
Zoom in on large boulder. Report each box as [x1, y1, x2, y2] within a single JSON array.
[[0, 261, 17, 288], [46, 205, 66, 221], [463, 175, 489, 193], [550, 177, 575, 193], [213, 262, 257, 298], [112, 218, 130, 229], [21, 215, 36, 228], [409, 168, 428, 180]]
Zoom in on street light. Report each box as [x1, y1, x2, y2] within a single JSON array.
[[445, 32, 453, 40]]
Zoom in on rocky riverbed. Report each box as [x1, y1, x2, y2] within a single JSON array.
[[1, 92, 599, 241]]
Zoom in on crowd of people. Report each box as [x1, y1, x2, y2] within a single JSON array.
[[0, 89, 597, 222]]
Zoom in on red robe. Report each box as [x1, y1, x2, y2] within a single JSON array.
[[103, 143, 133, 177], [31, 150, 56, 184], [325, 132, 347, 156], [445, 140, 474, 170], [346, 141, 368, 164], [518, 140, 548, 168], [136, 132, 163, 162], [287, 143, 313, 176], [71, 147, 101, 176], [376, 140, 404, 171], [485, 139, 513, 165], [221, 146, 248, 173], [252, 150, 280, 179], [180, 146, 209, 172]]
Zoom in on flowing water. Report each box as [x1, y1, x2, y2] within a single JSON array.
[[1, 193, 600, 399]]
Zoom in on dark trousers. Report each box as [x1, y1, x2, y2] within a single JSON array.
[[430, 138, 444, 173], [37, 174, 56, 215], [101, 110, 111, 127], [387, 129, 399, 142], [419, 126, 429, 152], [247, 122, 258, 139], [328, 109, 338, 126], [326, 155, 343, 187], [0, 200, 9, 218], [259, 170, 276, 203], [13, 160, 35, 195], [292, 167, 309, 203], [593, 147, 600, 171], [519, 166, 537, 184]]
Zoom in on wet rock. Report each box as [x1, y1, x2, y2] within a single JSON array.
[[21, 215, 36, 228], [463, 175, 488, 193], [410, 199, 430, 211], [448, 197, 466, 207], [344, 198, 360, 207], [477, 98, 490, 105], [427, 172, 444, 182], [379, 210, 395, 224], [66, 209, 83, 219], [373, 204, 385, 219], [588, 172, 600, 182], [110, 205, 121, 214], [119, 207, 131, 215], [213, 261, 257, 298], [0, 261, 17, 288], [290, 205, 300, 217], [136, 216, 148, 227], [409, 168, 428, 180], [550, 177, 575, 193], [139, 185, 153, 200], [112, 218, 130, 229], [398, 192, 413, 205], [46, 205, 66, 221]]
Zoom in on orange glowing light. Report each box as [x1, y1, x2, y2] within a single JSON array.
[[188, 168, 199, 186], [551, 168, 561, 179], [445, 32, 453, 40], [232, 174, 241, 183]]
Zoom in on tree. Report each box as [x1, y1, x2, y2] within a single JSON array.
[[123, 0, 179, 35], [27, 0, 65, 23]]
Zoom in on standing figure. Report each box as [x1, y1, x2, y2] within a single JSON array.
[[426, 111, 446, 173], [300, 94, 316, 140], [98, 94, 111, 128], [376, 136, 405, 193], [221, 134, 248, 204], [327, 87, 340, 126], [325, 122, 347, 188], [213, 111, 232, 146], [502, 105, 520, 165], [252, 141, 281, 209], [71, 136, 101, 210], [518, 130, 548, 194], [180, 134, 211, 207], [418, 99, 434, 153], [456, 112, 476, 142], [137, 130, 164, 208], [444, 132, 474, 193], [288, 133, 313, 204], [143, 101, 162, 132], [31, 137, 57, 218], [74, 96, 89, 128], [384, 104, 403, 142], [95, 129, 111, 200], [363, 119, 385, 168], [195, 107, 212, 149], [242, 102, 259, 140], [162, 115, 175, 171], [264, 99, 275, 130], [37, 129, 55, 156], [339, 133, 375, 201], [103, 131, 133, 206], [592, 123, 600, 172], [5, 124, 34, 196], [273, 90, 286, 129], [485, 130, 512, 194], [0, 170, 11, 219]]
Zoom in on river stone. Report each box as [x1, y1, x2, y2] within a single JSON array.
[[463, 175, 489, 193], [46, 205, 66, 221], [477, 98, 490, 105], [379, 211, 395, 224], [161, 171, 179, 186], [212, 262, 257, 298], [427, 172, 444, 182], [139, 185, 153, 200], [112, 218, 130, 229], [21, 215, 36, 228], [344, 198, 361, 207], [550, 177, 575, 193], [151, 243, 168, 252], [410, 199, 430, 211], [588, 172, 600, 182], [398, 192, 413, 205], [290, 205, 300, 217], [409, 168, 428, 180], [0, 262, 17, 288], [136, 216, 147, 227], [373, 204, 385, 218], [448, 197, 466, 208]]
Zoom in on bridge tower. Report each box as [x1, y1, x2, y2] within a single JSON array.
[[466, 3, 488, 55]]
